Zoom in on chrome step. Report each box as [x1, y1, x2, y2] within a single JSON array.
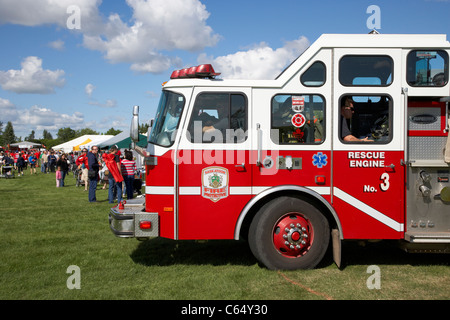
[[405, 232, 450, 243]]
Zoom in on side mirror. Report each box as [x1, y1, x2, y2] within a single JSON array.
[[130, 105, 139, 142]]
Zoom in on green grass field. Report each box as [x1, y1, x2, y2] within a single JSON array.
[[0, 169, 449, 301]]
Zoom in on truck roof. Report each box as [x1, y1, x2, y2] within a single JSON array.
[[315, 33, 449, 48], [164, 33, 450, 89]]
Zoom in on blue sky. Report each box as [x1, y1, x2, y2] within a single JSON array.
[[0, 0, 449, 140]]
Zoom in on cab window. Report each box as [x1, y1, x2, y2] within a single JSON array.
[[187, 92, 247, 144], [407, 50, 449, 86], [339, 55, 393, 86], [339, 95, 392, 144], [149, 91, 185, 147], [271, 94, 325, 144], [301, 61, 326, 86]]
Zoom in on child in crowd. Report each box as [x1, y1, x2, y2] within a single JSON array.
[[16, 152, 25, 176], [56, 166, 62, 187]]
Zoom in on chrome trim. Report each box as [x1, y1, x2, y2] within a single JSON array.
[[256, 123, 262, 166]]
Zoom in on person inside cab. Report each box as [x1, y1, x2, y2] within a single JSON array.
[[340, 97, 374, 142]]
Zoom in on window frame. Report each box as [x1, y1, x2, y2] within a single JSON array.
[[270, 93, 326, 145], [148, 90, 186, 148], [406, 49, 449, 87], [338, 94, 393, 145], [339, 55, 394, 87], [300, 61, 326, 87], [186, 91, 248, 144]]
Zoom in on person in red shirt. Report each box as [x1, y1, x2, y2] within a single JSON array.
[[13, 152, 19, 168], [76, 149, 89, 191], [102, 145, 123, 204], [121, 150, 137, 200], [34, 150, 41, 168], [23, 151, 29, 169]]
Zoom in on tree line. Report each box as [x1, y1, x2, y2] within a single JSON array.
[[0, 121, 150, 150]]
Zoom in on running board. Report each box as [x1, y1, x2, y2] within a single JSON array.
[[405, 232, 450, 243]]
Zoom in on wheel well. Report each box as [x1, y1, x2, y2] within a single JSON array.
[[238, 189, 340, 240]]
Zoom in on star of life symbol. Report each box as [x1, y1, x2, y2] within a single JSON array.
[[312, 152, 328, 169], [202, 166, 229, 202]]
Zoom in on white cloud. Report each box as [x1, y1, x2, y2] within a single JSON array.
[[85, 83, 95, 97], [199, 36, 310, 80], [98, 115, 127, 130], [81, 114, 128, 134], [0, 0, 218, 74], [19, 105, 84, 128], [0, 56, 65, 94], [88, 99, 117, 108], [48, 40, 65, 51], [127, 0, 219, 51], [0, 97, 19, 120], [85, 83, 117, 109], [0, 0, 309, 79], [0, 0, 102, 31], [0, 98, 85, 137], [83, 0, 219, 73]]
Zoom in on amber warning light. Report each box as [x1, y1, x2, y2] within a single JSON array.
[[170, 64, 221, 79]]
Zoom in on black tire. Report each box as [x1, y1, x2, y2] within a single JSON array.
[[248, 196, 329, 270]]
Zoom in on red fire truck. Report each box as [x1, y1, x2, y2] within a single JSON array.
[[109, 33, 450, 270]]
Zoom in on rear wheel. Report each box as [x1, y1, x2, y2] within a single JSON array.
[[248, 196, 329, 270]]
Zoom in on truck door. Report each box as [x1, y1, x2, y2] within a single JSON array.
[[176, 88, 252, 239], [251, 50, 333, 198], [332, 50, 406, 239]]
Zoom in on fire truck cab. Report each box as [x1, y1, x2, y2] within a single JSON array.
[[109, 33, 450, 270]]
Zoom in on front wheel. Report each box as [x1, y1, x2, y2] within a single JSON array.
[[248, 196, 329, 270]]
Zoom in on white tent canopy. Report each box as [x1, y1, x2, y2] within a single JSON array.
[[10, 141, 42, 149], [78, 136, 114, 150], [52, 135, 113, 153], [97, 131, 130, 148]]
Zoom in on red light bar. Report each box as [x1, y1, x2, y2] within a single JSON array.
[[170, 64, 220, 79], [170, 69, 180, 79], [187, 66, 198, 77], [196, 64, 220, 77], [178, 68, 189, 78]]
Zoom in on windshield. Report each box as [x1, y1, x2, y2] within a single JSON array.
[[149, 91, 185, 147]]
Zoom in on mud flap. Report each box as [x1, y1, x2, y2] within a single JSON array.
[[332, 229, 341, 268]]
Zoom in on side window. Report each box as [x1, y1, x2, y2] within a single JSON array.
[[187, 92, 247, 144], [339, 55, 393, 86], [271, 94, 325, 144], [301, 61, 326, 86], [339, 95, 392, 144], [407, 50, 449, 87]]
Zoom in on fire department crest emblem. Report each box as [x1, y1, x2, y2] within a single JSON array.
[[202, 166, 229, 202]]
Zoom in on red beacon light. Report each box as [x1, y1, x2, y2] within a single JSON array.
[[195, 64, 220, 77], [178, 68, 189, 78], [186, 66, 198, 77], [170, 64, 220, 79], [170, 69, 180, 79]]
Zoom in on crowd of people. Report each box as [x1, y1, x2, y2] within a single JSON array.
[[0, 145, 142, 204]]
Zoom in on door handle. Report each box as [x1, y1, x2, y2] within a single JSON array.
[[385, 164, 395, 170], [235, 163, 245, 169], [256, 123, 262, 166]]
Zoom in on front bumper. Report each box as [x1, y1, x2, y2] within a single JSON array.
[[108, 198, 159, 238]]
